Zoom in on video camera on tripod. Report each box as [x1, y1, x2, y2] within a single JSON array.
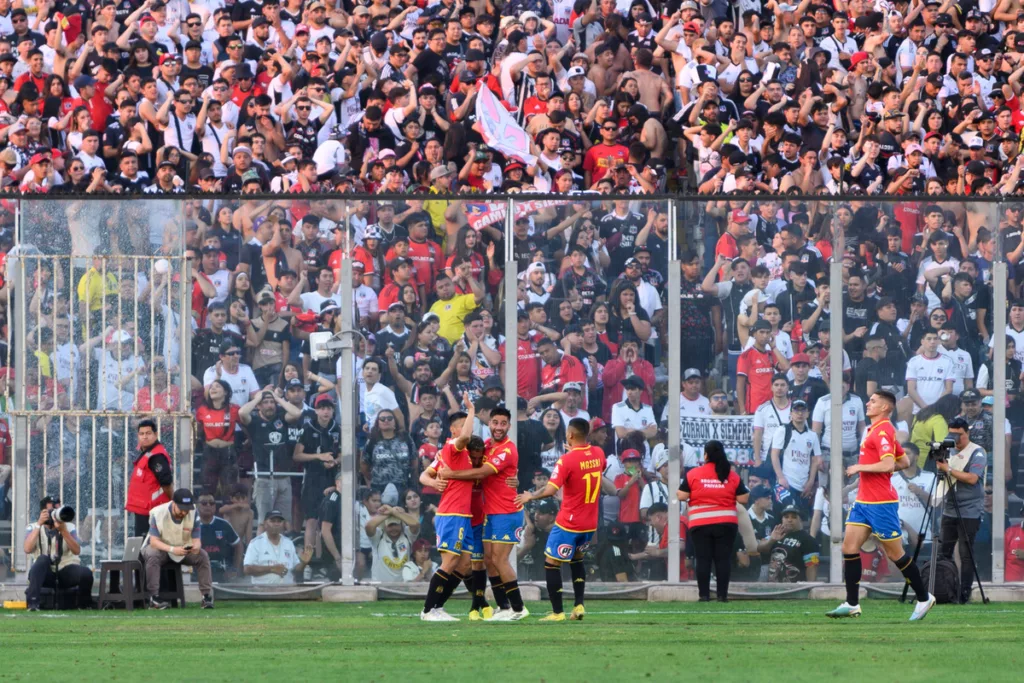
[[927, 436, 958, 463]]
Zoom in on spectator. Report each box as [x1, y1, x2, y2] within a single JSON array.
[[610, 375, 657, 466], [403, 538, 438, 582], [243, 509, 313, 585], [239, 388, 303, 525], [196, 492, 242, 583], [365, 505, 419, 582], [765, 505, 820, 582], [140, 489, 214, 610], [769, 399, 821, 517]]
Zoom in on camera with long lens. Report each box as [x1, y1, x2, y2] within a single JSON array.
[[928, 436, 957, 463], [45, 502, 75, 527]]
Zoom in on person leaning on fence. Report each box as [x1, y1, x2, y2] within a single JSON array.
[[140, 488, 214, 610], [125, 418, 175, 537], [24, 496, 94, 611]]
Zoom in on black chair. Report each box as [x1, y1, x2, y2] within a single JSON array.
[[97, 560, 145, 610], [158, 562, 186, 608]]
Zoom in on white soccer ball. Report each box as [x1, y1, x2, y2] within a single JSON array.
[[154, 259, 169, 274]]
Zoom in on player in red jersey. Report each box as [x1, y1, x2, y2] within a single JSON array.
[[439, 407, 528, 621], [827, 391, 935, 621], [416, 398, 478, 622], [515, 417, 615, 622]]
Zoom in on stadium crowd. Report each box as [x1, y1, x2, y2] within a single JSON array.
[[1, 0, 1024, 588]]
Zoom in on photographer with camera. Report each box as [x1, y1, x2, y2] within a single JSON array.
[[24, 496, 93, 611], [936, 418, 987, 604]]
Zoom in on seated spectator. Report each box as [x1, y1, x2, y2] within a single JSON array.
[[243, 509, 313, 585], [196, 492, 242, 582], [365, 504, 420, 582], [765, 505, 819, 583], [403, 538, 438, 582]]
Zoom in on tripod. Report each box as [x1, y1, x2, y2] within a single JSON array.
[[900, 466, 989, 605]]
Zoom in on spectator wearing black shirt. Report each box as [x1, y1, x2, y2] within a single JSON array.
[[239, 389, 303, 526], [294, 394, 341, 550], [854, 336, 887, 403], [192, 302, 245, 380], [197, 492, 242, 581]]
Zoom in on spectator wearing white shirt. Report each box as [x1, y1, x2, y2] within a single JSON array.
[[243, 509, 312, 584], [905, 330, 955, 414], [365, 506, 419, 582], [751, 374, 791, 471], [811, 376, 865, 466], [661, 368, 712, 430], [611, 375, 658, 469], [362, 357, 403, 431], [937, 324, 974, 396], [201, 340, 260, 407], [770, 399, 821, 515]]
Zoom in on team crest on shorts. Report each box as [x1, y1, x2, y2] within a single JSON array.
[[557, 544, 574, 559], [515, 527, 524, 542]]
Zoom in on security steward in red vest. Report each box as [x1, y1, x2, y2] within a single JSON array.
[[126, 419, 174, 536], [677, 439, 749, 602]]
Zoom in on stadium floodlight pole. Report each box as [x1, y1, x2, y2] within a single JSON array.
[[666, 199, 681, 584], [339, 256, 357, 586], [993, 260, 1007, 583], [828, 222, 844, 583], [504, 196, 518, 443]]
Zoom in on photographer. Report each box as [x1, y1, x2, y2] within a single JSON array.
[[937, 418, 987, 604], [24, 496, 93, 611]]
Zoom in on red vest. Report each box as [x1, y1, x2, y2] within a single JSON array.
[[125, 444, 171, 515], [685, 463, 741, 529]]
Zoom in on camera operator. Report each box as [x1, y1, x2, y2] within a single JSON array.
[[24, 496, 93, 611], [937, 418, 987, 604]]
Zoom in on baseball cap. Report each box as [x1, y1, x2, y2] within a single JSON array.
[[905, 143, 924, 155], [264, 509, 286, 521], [780, 504, 803, 517], [591, 417, 608, 431], [429, 164, 453, 181], [960, 388, 981, 403], [622, 376, 645, 390], [621, 448, 641, 461], [683, 368, 702, 381], [285, 377, 304, 390], [752, 319, 773, 332], [567, 65, 586, 78], [792, 399, 809, 410], [29, 152, 51, 165], [750, 485, 772, 500], [563, 381, 583, 392], [314, 393, 335, 408], [849, 51, 869, 67], [537, 499, 558, 514], [652, 444, 668, 470], [730, 209, 750, 223], [73, 74, 96, 89], [875, 296, 896, 310], [172, 488, 196, 511], [790, 352, 811, 365]]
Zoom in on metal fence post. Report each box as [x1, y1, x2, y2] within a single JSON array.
[[504, 197, 518, 443], [338, 255, 356, 586], [667, 199, 681, 583], [992, 261, 1007, 583], [828, 223, 845, 583], [11, 233, 27, 576]]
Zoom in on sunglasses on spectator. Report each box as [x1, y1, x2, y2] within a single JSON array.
[[296, 105, 310, 111], [378, 415, 395, 422], [602, 125, 617, 131], [229, 43, 243, 49], [222, 350, 242, 356], [187, 21, 201, 26]]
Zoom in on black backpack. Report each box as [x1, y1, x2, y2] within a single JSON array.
[[921, 559, 961, 604]]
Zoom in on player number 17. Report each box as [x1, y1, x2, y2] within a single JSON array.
[[582, 472, 601, 504]]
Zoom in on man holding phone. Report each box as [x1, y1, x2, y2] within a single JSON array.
[[140, 488, 215, 609]]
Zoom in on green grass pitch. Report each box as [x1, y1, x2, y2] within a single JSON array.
[[4, 600, 1023, 681]]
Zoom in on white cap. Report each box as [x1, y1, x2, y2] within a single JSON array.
[[567, 66, 586, 78], [652, 443, 669, 470]]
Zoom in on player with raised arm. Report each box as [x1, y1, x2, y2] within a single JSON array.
[[417, 397, 478, 622], [827, 390, 936, 620], [515, 417, 616, 622], [440, 407, 529, 621]]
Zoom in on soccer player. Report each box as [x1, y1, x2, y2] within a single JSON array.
[[827, 390, 936, 621], [515, 417, 615, 622], [417, 399, 478, 622], [440, 407, 529, 621]]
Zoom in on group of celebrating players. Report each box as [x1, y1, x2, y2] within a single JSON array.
[[418, 394, 610, 622], [415, 388, 937, 623]]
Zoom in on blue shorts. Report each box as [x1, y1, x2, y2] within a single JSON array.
[[847, 501, 902, 541], [468, 523, 484, 561], [434, 515, 472, 555], [483, 511, 525, 545], [544, 526, 594, 563]]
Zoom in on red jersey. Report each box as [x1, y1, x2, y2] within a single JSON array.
[[501, 337, 540, 400], [613, 472, 641, 523], [855, 419, 901, 504], [405, 239, 442, 291], [1005, 525, 1024, 581], [419, 442, 439, 495], [196, 403, 239, 442], [549, 444, 606, 533], [471, 482, 485, 526], [432, 440, 473, 516], [192, 272, 211, 327], [135, 386, 181, 413], [736, 345, 775, 413], [582, 143, 628, 183], [483, 437, 520, 515], [860, 548, 890, 581], [540, 354, 586, 396]]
